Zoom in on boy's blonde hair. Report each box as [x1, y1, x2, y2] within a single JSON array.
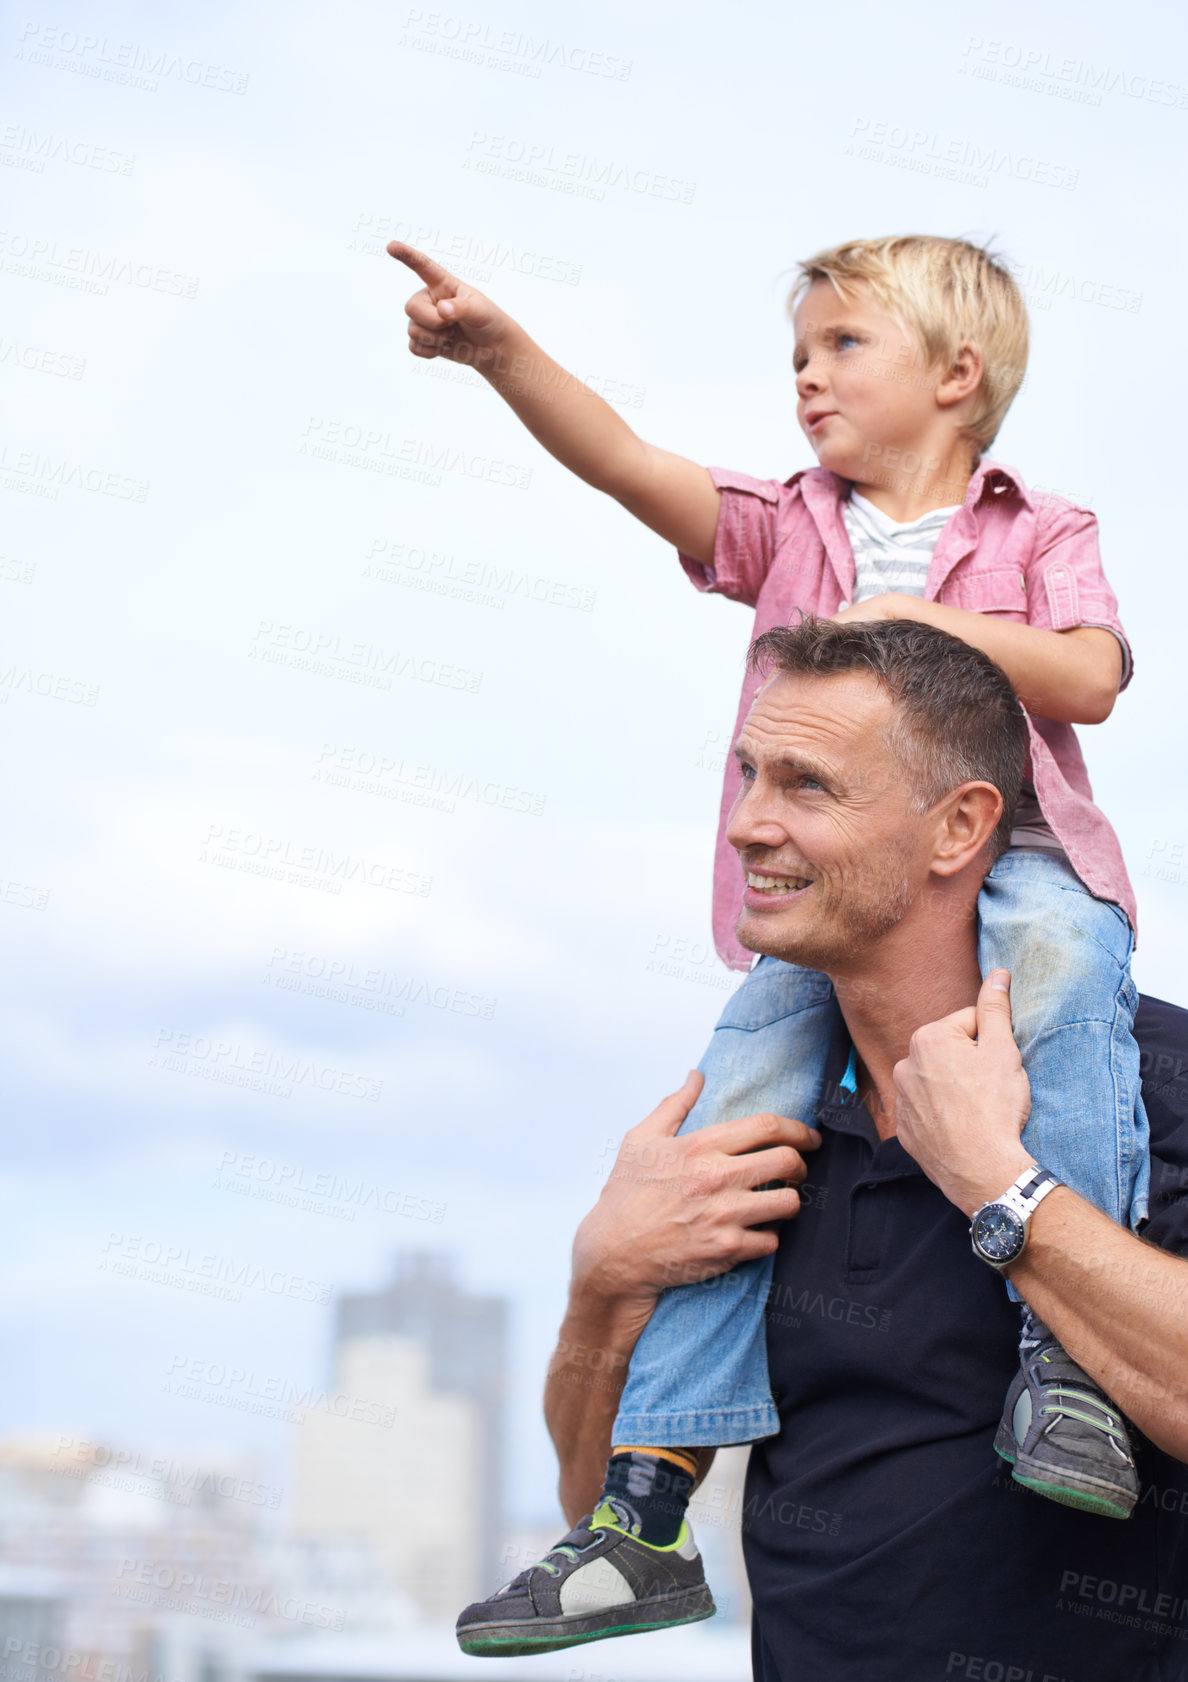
[[790, 236, 1029, 454]]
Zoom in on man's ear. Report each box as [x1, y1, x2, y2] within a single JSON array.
[[935, 340, 984, 409], [929, 781, 1002, 877]]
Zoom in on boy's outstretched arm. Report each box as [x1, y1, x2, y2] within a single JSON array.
[[389, 243, 722, 565]]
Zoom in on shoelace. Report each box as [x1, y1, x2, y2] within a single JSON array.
[[532, 1529, 607, 1579], [1039, 1383, 1132, 1458]]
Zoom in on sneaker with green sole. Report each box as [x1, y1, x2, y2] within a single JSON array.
[[455, 1498, 715, 1658], [994, 1338, 1138, 1518]]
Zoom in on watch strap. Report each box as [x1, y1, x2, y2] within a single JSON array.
[[995, 1166, 1060, 1223]]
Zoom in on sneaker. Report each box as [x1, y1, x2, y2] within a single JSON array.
[[456, 1498, 715, 1657], [994, 1338, 1138, 1518]]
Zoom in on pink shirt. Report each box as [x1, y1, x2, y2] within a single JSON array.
[[679, 459, 1136, 971]]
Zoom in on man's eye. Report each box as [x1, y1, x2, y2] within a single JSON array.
[[739, 763, 756, 782]]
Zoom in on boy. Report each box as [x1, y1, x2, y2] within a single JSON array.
[[389, 235, 1147, 1655]]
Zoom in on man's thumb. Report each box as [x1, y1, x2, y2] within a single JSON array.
[[976, 969, 1013, 1039], [642, 1069, 704, 1135]]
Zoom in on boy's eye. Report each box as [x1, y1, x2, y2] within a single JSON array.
[[835, 332, 861, 351]]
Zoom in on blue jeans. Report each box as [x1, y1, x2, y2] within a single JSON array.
[[612, 850, 1149, 1447]]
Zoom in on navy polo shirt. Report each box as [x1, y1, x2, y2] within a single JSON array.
[[744, 994, 1188, 1682]]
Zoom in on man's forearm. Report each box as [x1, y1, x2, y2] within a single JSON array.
[[544, 1281, 656, 1525], [1010, 1190, 1188, 1460]]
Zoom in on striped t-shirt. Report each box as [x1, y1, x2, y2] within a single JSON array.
[[841, 489, 1063, 855], [842, 491, 962, 603]]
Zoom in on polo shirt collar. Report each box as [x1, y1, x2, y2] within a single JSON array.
[[814, 1016, 923, 1179]]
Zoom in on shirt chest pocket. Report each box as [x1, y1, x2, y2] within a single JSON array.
[[937, 567, 1029, 622]]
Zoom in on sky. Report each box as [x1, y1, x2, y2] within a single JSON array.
[[2, 0, 1188, 1534]]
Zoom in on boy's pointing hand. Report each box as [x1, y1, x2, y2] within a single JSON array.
[[388, 241, 509, 365]]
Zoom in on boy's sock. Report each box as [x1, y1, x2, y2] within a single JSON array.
[[600, 1446, 699, 1545]]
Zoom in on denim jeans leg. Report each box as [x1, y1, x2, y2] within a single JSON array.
[[612, 958, 839, 1447], [977, 850, 1150, 1306]]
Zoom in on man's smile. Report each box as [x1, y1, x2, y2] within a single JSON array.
[[744, 869, 814, 901]]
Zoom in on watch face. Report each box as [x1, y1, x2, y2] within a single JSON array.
[[972, 1204, 1025, 1264]]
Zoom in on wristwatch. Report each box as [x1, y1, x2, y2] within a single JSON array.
[[969, 1167, 1062, 1271]]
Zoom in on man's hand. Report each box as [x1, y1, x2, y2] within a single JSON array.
[[572, 1070, 820, 1313], [893, 970, 1035, 1216], [389, 242, 510, 367], [546, 1073, 818, 1520]]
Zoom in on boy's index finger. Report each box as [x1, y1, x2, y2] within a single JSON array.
[[386, 240, 457, 295]]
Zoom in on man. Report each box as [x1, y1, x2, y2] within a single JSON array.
[[540, 620, 1188, 1678]]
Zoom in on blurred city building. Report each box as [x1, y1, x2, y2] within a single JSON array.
[[0, 1432, 274, 1682], [292, 1255, 507, 1623], [0, 1262, 749, 1681]]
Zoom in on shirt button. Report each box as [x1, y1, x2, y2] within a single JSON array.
[[839, 600, 850, 610]]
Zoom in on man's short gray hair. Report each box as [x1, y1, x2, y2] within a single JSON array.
[[748, 617, 1029, 859]]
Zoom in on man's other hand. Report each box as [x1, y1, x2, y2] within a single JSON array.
[[572, 1071, 820, 1313], [893, 969, 1035, 1216]]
